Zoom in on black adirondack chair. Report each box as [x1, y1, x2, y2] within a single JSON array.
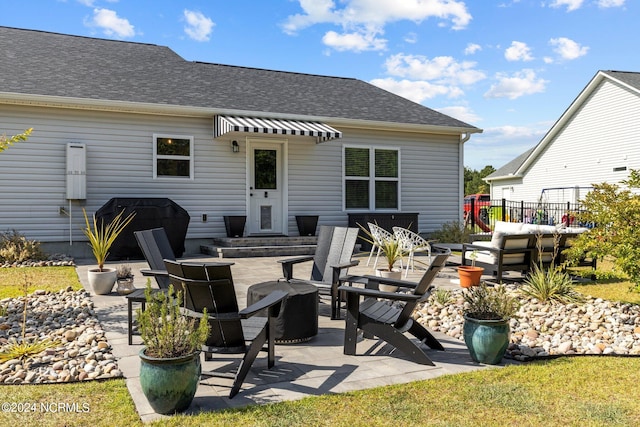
[[164, 259, 287, 399], [278, 225, 360, 319], [134, 227, 177, 289], [338, 246, 451, 365]]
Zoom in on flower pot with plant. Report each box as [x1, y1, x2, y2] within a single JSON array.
[[137, 280, 210, 414], [462, 283, 520, 364], [82, 208, 136, 295], [458, 249, 484, 288], [116, 264, 135, 295], [358, 223, 406, 291]]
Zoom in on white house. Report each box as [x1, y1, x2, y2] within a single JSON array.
[[485, 70, 640, 205], [0, 27, 481, 256]]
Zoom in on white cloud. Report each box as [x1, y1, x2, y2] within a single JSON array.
[[484, 69, 547, 100], [283, 0, 472, 51], [76, 0, 95, 6], [383, 53, 486, 85], [183, 10, 215, 42], [504, 41, 533, 61], [369, 78, 458, 103], [596, 0, 625, 6], [549, 0, 584, 11], [88, 8, 135, 38], [464, 43, 482, 55], [322, 30, 387, 51], [404, 32, 418, 44], [437, 105, 480, 124], [549, 37, 588, 60]]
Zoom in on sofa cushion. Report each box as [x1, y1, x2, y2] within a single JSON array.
[[466, 250, 526, 265], [521, 224, 558, 234], [490, 221, 524, 249]]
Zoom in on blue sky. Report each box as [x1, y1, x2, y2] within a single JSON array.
[[0, 0, 636, 170]]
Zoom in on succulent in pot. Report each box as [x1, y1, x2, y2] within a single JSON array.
[[82, 208, 136, 295], [116, 264, 135, 295]]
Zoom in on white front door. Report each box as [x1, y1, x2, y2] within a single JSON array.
[[248, 141, 284, 235]]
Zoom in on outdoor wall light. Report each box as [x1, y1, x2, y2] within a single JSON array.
[[232, 140, 239, 153]]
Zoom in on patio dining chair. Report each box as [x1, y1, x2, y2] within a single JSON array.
[[393, 226, 432, 278]]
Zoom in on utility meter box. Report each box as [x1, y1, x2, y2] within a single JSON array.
[[66, 143, 86, 200]]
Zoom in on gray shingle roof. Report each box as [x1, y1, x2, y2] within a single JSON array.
[[485, 147, 535, 180], [603, 70, 640, 91], [0, 26, 478, 130]]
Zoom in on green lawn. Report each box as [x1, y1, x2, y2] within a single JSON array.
[[1, 266, 640, 426]]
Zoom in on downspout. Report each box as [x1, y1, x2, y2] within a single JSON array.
[[459, 133, 471, 222]]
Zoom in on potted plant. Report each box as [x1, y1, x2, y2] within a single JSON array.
[[82, 208, 136, 295], [462, 283, 520, 365], [357, 223, 406, 290], [115, 264, 135, 295], [137, 280, 210, 414], [458, 250, 484, 288]]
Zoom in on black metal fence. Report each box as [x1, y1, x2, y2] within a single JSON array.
[[464, 198, 589, 233]]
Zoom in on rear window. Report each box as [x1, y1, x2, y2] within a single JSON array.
[[478, 195, 490, 202]]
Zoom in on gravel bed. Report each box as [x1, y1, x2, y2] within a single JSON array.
[[417, 285, 640, 361]]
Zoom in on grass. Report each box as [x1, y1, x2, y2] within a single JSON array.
[[0, 266, 82, 298], [2, 265, 640, 426]]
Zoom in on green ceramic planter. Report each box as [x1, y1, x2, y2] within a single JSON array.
[[463, 315, 510, 365], [139, 349, 201, 414]]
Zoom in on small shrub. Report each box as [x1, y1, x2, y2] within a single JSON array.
[[463, 283, 520, 321], [521, 264, 584, 304], [0, 229, 46, 263], [136, 280, 210, 358], [432, 288, 453, 305], [430, 221, 472, 244], [116, 264, 133, 279]]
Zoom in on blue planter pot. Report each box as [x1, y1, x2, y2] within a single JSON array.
[[139, 349, 201, 414], [463, 315, 510, 365]]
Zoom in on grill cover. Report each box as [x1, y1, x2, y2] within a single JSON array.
[[95, 197, 190, 260]]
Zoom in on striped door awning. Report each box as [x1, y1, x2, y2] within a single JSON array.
[[214, 115, 342, 142]]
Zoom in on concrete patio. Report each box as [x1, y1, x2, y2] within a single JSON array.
[[80, 252, 507, 423]]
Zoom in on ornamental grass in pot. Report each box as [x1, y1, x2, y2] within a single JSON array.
[[462, 282, 520, 365], [82, 208, 135, 295], [357, 223, 406, 290], [136, 281, 210, 414]]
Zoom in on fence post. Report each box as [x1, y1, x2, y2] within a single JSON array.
[[520, 200, 524, 223], [501, 198, 506, 221], [565, 201, 571, 227], [470, 198, 476, 230]]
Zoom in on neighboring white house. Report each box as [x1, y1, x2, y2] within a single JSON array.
[[485, 70, 640, 204], [0, 26, 481, 256]]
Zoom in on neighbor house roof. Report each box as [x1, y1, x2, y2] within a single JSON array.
[[0, 26, 480, 134], [485, 70, 640, 182]]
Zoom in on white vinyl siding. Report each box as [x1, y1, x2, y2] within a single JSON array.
[[497, 78, 640, 203], [287, 127, 461, 235], [0, 106, 464, 248]]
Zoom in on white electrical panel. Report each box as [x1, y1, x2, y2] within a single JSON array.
[[66, 143, 86, 200]]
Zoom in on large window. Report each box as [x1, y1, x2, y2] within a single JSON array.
[[344, 146, 399, 210], [153, 134, 194, 179]]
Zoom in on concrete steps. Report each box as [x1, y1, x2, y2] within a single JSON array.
[[200, 236, 318, 258]]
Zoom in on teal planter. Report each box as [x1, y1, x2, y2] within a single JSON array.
[[463, 315, 510, 365], [139, 349, 201, 414]]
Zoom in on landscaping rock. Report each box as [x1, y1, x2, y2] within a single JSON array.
[[418, 285, 640, 361], [0, 289, 122, 384]]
